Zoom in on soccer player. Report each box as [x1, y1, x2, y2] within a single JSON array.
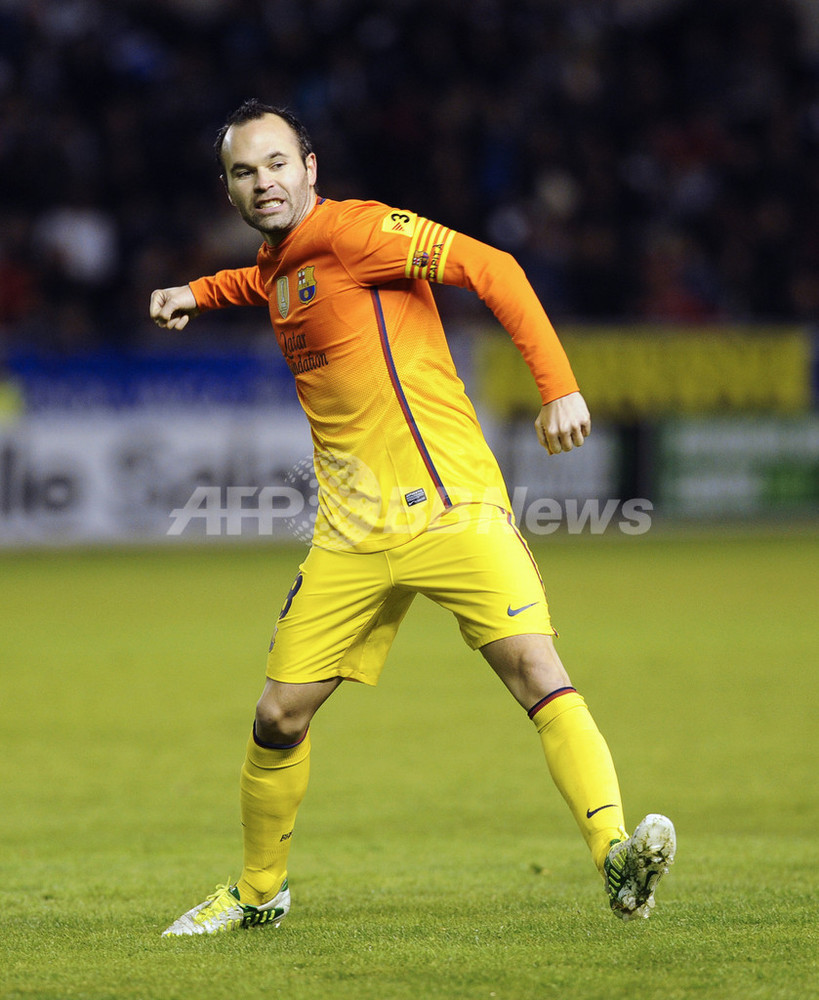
[[151, 99, 675, 935]]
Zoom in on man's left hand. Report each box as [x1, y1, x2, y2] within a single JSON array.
[[535, 391, 591, 454]]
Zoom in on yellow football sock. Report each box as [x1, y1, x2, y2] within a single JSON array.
[[236, 727, 311, 905], [530, 688, 627, 872]]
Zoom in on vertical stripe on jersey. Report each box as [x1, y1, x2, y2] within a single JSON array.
[[370, 288, 453, 509]]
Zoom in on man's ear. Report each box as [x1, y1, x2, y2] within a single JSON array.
[[221, 174, 235, 207]]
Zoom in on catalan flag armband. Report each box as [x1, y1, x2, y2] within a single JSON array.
[[404, 218, 456, 283]]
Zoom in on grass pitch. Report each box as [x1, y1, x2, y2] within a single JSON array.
[[1, 526, 817, 1000]]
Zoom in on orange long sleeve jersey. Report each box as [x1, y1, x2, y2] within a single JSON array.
[[190, 198, 579, 552]]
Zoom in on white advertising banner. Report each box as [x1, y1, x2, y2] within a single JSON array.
[[0, 409, 314, 546], [0, 407, 625, 547]]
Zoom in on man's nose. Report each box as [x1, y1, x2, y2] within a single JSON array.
[[255, 168, 276, 190]]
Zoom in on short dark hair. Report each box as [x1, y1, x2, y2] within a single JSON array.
[[214, 99, 314, 169]]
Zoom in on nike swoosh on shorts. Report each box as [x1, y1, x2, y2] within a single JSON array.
[[507, 602, 538, 616]]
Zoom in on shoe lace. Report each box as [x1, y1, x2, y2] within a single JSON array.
[[200, 882, 239, 915]]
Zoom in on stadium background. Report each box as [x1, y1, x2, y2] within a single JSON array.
[[0, 0, 818, 544], [0, 0, 818, 820], [1, 4, 818, 998]]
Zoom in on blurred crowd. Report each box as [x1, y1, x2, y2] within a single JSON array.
[[1, 0, 818, 354]]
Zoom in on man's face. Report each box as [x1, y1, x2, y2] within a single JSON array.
[[221, 114, 317, 245]]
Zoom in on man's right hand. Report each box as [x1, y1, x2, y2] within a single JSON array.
[[149, 285, 200, 330]]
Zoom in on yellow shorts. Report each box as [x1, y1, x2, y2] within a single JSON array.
[[266, 504, 555, 686]]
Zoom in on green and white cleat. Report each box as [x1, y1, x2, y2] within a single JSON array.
[[161, 879, 290, 936], [603, 814, 676, 921]]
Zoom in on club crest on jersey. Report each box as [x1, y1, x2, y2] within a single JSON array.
[[297, 266, 317, 304], [276, 276, 290, 318]]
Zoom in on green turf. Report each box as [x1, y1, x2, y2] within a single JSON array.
[[1, 526, 817, 1000]]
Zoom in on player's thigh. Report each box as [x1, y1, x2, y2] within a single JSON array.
[[404, 506, 555, 649], [266, 544, 415, 686]]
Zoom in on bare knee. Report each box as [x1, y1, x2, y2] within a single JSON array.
[[481, 633, 572, 710], [254, 677, 340, 746], [254, 697, 310, 745]]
